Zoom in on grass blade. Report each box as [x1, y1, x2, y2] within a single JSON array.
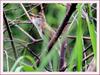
[[83, 8, 97, 59], [10, 55, 36, 72], [68, 4, 83, 71], [76, 4, 83, 71]]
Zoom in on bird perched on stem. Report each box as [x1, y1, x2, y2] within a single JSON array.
[[30, 12, 55, 39]]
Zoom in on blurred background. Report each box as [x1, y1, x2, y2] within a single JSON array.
[[3, 3, 97, 72]]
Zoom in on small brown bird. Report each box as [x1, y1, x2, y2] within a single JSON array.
[[30, 13, 44, 39], [30, 12, 55, 39]]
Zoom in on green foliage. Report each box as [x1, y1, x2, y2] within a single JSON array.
[[10, 55, 36, 72], [45, 4, 66, 28], [85, 4, 97, 59], [3, 3, 97, 72]]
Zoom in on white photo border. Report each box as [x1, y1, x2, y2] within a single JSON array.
[[0, 0, 99, 75]]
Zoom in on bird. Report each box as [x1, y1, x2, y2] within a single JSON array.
[[30, 13, 45, 39], [29, 12, 55, 39]]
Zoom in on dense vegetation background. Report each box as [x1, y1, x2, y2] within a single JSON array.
[[3, 3, 97, 72]]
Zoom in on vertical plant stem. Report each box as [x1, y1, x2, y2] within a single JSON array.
[[59, 40, 67, 71], [68, 4, 83, 71], [88, 4, 97, 59], [76, 4, 83, 71], [83, 9, 97, 59], [4, 50, 9, 71], [3, 12, 18, 59]]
